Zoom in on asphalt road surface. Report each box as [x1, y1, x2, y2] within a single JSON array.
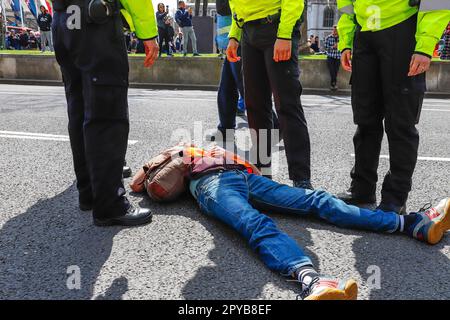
[[0, 84, 449, 300]]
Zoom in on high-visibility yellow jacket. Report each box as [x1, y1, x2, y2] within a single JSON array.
[[119, 0, 158, 40], [228, 0, 305, 41], [337, 0, 450, 57]]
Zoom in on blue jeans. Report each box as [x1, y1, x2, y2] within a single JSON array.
[[190, 170, 399, 276], [217, 58, 244, 134]]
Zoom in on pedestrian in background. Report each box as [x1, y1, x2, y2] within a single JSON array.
[[175, 31, 183, 52], [166, 17, 176, 54], [310, 36, 320, 53], [19, 31, 29, 50], [37, 5, 53, 52], [175, 1, 200, 56], [324, 25, 341, 91], [156, 3, 172, 56]]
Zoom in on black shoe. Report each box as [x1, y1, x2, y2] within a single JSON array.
[[79, 202, 93, 212], [94, 206, 153, 227], [293, 180, 314, 190], [193, 53, 201, 56], [336, 189, 376, 209], [123, 165, 132, 178], [183, 53, 187, 57], [377, 202, 407, 215]]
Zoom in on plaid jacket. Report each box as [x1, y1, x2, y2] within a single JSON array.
[[325, 34, 341, 59]]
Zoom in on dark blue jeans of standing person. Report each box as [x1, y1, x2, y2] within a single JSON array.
[[217, 57, 280, 139], [190, 170, 399, 276]]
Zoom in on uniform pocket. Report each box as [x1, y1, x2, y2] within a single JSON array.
[[87, 73, 129, 121], [399, 74, 426, 124]]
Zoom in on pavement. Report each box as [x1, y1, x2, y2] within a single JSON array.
[[0, 84, 449, 300]]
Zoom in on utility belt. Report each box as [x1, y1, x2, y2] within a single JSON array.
[[53, 0, 120, 24], [233, 10, 281, 29]]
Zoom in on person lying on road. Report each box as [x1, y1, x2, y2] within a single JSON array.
[[135, 145, 450, 300]]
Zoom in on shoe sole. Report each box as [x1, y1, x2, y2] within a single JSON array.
[[94, 214, 152, 227], [305, 280, 358, 300], [79, 206, 93, 212], [427, 199, 450, 245], [338, 196, 376, 207]]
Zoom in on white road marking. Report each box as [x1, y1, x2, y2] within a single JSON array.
[[422, 108, 450, 112], [0, 130, 138, 145], [350, 154, 450, 162]]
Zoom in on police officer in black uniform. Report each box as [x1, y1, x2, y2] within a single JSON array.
[[51, 0, 159, 226]]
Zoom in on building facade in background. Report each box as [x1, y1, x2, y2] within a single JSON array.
[[186, 1, 217, 17], [307, 0, 339, 48]]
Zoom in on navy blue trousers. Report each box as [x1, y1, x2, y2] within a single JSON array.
[[52, 6, 130, 218]]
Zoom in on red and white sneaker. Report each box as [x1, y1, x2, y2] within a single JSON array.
[[300, 276, 358, 300], [411, 198, 450, 245]]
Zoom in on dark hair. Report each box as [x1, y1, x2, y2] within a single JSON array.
[[157, 3, 165, 11]]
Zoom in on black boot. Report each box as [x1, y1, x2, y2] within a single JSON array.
[[94, 205, 152, 227], [79, 201, 93, 212], [377, 202, 407, 215], [293, 180, 314, 190], [336, 189, 377, 209], [123, 161, 132, 178]]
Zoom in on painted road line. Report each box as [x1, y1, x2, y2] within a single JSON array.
[[0, 130, 138, 145], [422, 108, 450, 112], [350, 154, 450, 162]]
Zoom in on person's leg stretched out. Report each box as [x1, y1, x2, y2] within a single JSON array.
[[189, 166, 450, 300]]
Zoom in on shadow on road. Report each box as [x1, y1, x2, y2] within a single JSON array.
[[352, 231, 450, 299], [141, 193, 319, 300], [0, 183, 128, 299], [278, 210, 450, 299]]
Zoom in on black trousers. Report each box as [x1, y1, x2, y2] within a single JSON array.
[[52, 5, 130, 218], [158, 26, 170, 55], [327, 57, 340, 86], [217, 51, 280, 134], [350, 14, 425, 205], [241, 20, 311, 182]]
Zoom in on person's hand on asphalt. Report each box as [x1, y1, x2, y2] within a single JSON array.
[[408, 53, 431, 77], [341, 49, 352, 72], [273, 39, 291, 62], [226, 38, 240, 62], [143, 39, 159, 68]]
